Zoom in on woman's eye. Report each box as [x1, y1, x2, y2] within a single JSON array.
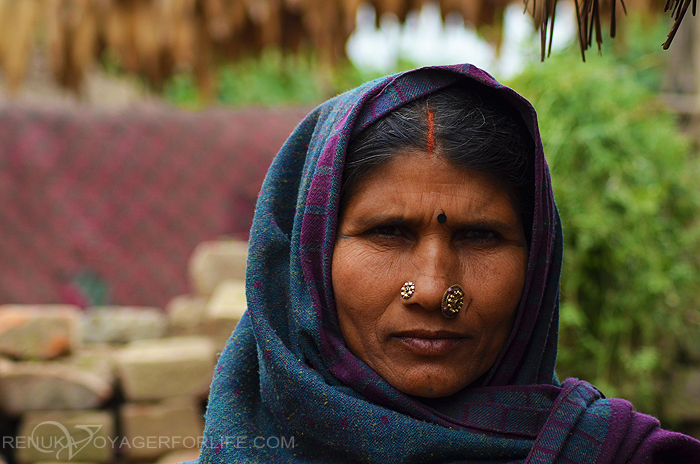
[[460, 229, 498, 242], [370, 226, 404, 238]]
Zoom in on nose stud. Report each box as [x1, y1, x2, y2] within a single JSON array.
[[441, 285, 464, 319], [400, 281, 415, 299]]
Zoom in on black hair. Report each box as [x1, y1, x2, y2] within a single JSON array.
[[340, 83, 535, 242]]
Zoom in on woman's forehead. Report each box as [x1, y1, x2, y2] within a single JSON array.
[[341, 153, 521, 224]]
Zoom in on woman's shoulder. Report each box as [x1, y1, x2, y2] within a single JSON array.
[[548, 379, 700, 464]]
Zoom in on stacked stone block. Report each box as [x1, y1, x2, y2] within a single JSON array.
[[0, 239, 248, 464]]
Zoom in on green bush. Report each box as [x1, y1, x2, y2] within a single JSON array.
[[508, 51, 700, 418], [164, 50, 388, 108]]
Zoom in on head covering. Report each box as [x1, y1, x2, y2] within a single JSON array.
[[197, 64, 700, 463]]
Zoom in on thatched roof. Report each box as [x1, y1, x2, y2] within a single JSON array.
[[0, 0, 690, 96]]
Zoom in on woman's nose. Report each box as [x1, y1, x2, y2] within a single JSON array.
[[403, 240, 458, 312]]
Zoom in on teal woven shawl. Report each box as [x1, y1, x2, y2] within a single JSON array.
[[196, 64, 700, 463]]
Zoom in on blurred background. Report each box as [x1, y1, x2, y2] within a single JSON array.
[[1, 1, 700, 463]]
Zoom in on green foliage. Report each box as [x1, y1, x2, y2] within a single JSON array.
[[605, 15, 670, 92], [508, 51, 700, 417], [163, 72, 201, 109], [163, 50, 388, 108]]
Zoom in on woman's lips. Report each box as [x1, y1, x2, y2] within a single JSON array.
[[393, 331, 467, 356]]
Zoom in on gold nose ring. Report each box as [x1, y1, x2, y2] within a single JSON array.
[[441, 285, 464, 319], [400, 281, 415, 299]]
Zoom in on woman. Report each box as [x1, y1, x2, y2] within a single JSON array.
[[196, 64, 700, 462]]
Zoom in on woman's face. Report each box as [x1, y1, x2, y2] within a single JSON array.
[[332, 151, 528, 397]]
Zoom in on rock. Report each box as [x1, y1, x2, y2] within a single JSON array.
[[204, 280, 246, 350], [166, 295, 208, 336], [0, 305, 80, 360], [15, 410, 115, 463], [155, 449, 200, 464], [115, 337, 215, 401], [189, 240, 247, 296], [665, 367, 700, 422], [81, 306, 167, 344], [120, 397, 204, 461], [0, 348, 114, 415]]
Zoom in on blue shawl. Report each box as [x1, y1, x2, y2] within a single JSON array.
[[197, 64, 700, 463]]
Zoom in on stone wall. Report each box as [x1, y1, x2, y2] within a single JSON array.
[[0, 239, 247, 464]]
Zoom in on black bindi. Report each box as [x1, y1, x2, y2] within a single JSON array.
[[437, 212, 447, 224]]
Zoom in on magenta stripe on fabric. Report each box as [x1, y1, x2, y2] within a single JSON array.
[[303, 172, 332, 209], [316, 137, 340, 168]]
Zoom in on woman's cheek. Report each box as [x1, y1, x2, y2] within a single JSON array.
[[332, 242, 398, 326], [335, 242, 400, 281]]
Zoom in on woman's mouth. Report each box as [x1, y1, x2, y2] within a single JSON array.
[[393, 331, 467, 356]]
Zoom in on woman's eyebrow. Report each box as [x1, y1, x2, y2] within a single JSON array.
[[450, 219, 519, 232], [336, 215, 411, 240], [348, 214, 520, 230], [346, 214, 418, 230]]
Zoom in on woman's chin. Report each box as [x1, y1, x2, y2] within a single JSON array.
[[399, 381, 463, 398], [387, 369, 474, 398]]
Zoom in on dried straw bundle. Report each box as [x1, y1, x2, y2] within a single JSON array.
[[0, 0, 363, 96], [0, 0, 41, 92], [531, 0, 667, 61]]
